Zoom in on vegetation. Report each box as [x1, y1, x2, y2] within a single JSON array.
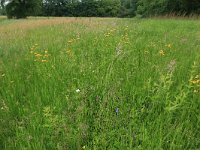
[[136, 0, 200, 17], [0, 17, 200, 149], [3, 0, 42, 18], [0, 0, 200, 18]]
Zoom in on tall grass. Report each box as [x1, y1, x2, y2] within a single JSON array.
[[0, 17, 200, 149]]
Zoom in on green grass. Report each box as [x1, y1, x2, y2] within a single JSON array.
[[0, 17, 200, 149]]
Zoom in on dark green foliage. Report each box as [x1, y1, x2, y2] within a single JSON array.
[[3, 0, 200, 19], [182, 0, 200, 14], [136, 0, 200, 17], [42, 0, 72, 16], [119, 0, 137, 17], [42, 0, 121, 17], [79, 0, 121, 17], [136, 0, 168, 17], [5, 0, 42, 19], [0, 8, 5, 15]]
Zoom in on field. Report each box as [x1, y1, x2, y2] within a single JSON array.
[[0, 17, 200, 149]]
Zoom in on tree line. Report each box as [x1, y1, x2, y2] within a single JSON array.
[[0, 0, 200, 19]]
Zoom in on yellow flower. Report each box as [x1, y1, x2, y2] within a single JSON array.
[[68, 40, 73, 44], [104, 33, 111, 37], [194, 89, 198, 93], [44, 54, 49, 57], [190, 79, 200, 85], [66, 49, 73, 57], [197, 80, 200, 84], [35, 53, 42, 57], [159, 50, 165, 56], [41, 60, 48, 63], [166, 44, 172, 48]]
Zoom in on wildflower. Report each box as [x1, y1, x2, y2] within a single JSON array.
[[104, 33, 111, 37], [27, 135, 33, 141], [167, 60, 176, 73], [43, 106, 51, 117], [66, 49, 73, 57], [68, 40, 73, 44], [45, 50, 48, 54], [115, 108, 119, 115], [190, 80, 195, 84], [44, 54, 49, 57], [66, 48, 72, 53], [159, 50, 165, 56], [35, 53, 42, 57], [1, 100, 9, 111], [35, 44, 38, 46], [194, 89, 198, 93], [41, 60, 48, 63], [76, 89, 80, 93], [116, 43, 122, 56], [166, 44, 172, 48], [190, 79, 200, 85]]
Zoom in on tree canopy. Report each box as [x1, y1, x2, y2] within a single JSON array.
[[3, 0, 42, 18], [1, 0, 200, 18]]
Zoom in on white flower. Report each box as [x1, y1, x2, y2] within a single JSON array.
[[76, 89, 80, 93]]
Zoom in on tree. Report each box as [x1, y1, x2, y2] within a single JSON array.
[[119, 0, 137, 17], [100, 0, 121, 17], [136, 0, 169, 17], [5, 0, 42, 19], [0, 0, 6, 15], [136, 0, 200, 17], [182, 0, 200, 14], [0, 0, 5, 9], [43, 0, 65, 16]]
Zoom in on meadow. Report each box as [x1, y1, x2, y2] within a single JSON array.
[[0, 17, 200, 149]]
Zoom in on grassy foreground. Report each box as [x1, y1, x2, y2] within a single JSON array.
[[0, 17, 200, 149]]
